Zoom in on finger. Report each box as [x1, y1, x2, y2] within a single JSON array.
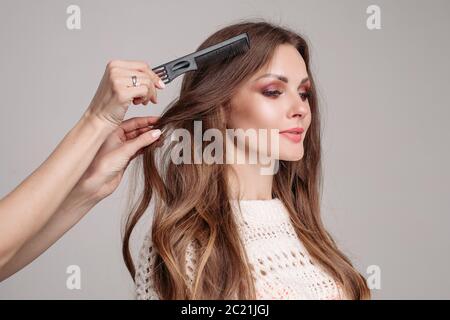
[[114, 68, 161, 104], [125, 126, 152, 140], [132, 96, 146, 105], [121, 129, 162, 159], [122, 85, 151, 105], [122, 72, 157, 104], [108, 60, 165, 90], [129, 149, 144, 162], [120, 116, 160, 132], [121, 70, 151, 87], [112, 69, 155, 104], [117, 60, 165, 90], [124, 62, 165, 90], [146, 68, 166, 90]]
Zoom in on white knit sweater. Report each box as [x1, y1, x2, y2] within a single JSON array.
[[134, 198, 345, 300]]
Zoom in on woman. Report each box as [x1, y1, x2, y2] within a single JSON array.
[[127, 21, 371, 299], [0, 59, 165, 281]]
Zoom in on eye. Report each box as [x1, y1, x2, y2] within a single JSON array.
[[262, 89, 282, 97], [300, 90, 312, 102], [263, 89, 312, 101]]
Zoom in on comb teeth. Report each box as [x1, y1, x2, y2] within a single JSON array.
[[195, 37, 249, 68], [152, 66, 170, 83]]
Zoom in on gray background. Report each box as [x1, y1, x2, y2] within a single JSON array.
[[1, 0, 449, 299]]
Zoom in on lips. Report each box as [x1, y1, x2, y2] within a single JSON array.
[[279, 127, 305, 134], [279, 127, 304, 143]]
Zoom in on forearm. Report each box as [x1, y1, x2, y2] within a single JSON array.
[[0, 111, 114, 268], [0, 184, 99, 281]]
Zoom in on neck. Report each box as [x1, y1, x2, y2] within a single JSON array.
[[227, 163, 274, 200]]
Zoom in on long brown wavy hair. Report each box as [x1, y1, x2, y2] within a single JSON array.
[[122, 19, 371, 299]]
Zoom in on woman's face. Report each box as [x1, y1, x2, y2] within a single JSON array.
[[228, 44, 312, 162]]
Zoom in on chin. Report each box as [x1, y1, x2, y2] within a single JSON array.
[[278, 149, 304, 161], [276, 141, 304, 161]]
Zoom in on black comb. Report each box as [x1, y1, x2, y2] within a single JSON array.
[[152, 32, 250, 85]]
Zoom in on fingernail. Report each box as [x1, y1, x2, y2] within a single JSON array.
[[151, 129, 161, 138], [158, 79, 166, 88]]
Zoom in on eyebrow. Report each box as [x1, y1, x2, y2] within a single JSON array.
[[255, 73, 310, 86]]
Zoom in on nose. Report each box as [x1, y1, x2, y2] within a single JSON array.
[[287, 89, 309, 119]]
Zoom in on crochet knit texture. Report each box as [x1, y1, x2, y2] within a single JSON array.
[[135, 198, 345, 300]]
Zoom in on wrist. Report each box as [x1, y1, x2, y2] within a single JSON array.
[[74, 171, 114, 206], [82, 107, 118, 135], [59, 182, 100, 217]]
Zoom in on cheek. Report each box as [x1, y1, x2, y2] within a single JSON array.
[[229, 94, 280, 130]]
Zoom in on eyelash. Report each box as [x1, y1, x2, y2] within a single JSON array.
[[263, 89, 312, 101]]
